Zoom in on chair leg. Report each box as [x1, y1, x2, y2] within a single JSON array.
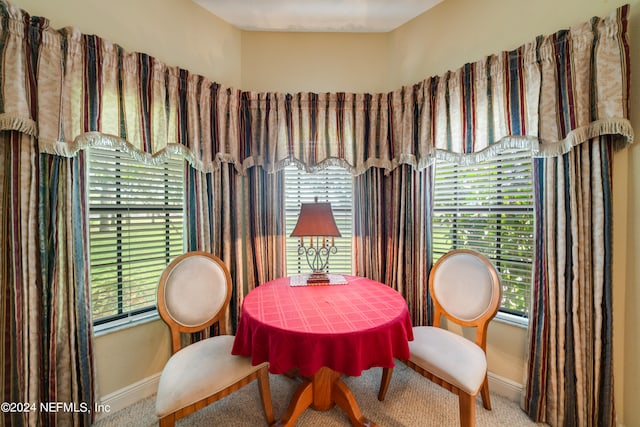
[[458, 392, 476, 427], [378, 367, 393, 401], [479, 374, 491, 410], [257, 366, 275, 424]]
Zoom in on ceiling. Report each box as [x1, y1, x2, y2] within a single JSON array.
[[193, 0, 444, 33]]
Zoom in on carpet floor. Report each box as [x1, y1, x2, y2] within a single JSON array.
[[93, 362, 546, 426]]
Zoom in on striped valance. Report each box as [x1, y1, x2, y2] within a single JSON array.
[[0, 0, 633, 174]]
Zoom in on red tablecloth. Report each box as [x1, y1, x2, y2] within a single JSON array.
[[231, 276, 413, 377]]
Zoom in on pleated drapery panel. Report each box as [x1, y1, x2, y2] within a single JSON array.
[[353, 164, 433, 327], [39, 152, 94, 426], [0, 132, 42, 427], [0, 132, 94, 427], [525, 136, 616, 426], [518, 9, 628, 426], [0, 1, 632, 175], [242, 167, 286, 289]]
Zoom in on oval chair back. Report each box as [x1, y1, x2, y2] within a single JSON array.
[[157, 251, 232, 353], [430, 249, 501, 348]]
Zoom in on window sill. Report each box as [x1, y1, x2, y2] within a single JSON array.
[[93, 311, 160, 337], [494, 311, 528, 329]]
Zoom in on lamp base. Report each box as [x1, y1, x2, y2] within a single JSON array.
[[306, 271, 330, 284]]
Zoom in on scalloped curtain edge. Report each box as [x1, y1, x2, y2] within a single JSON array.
[[27, 118, 634, 175]]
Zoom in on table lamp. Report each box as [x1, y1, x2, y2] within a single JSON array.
[[290, 197, 341, 284]]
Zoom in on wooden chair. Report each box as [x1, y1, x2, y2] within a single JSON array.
[[378, 249, 502, 427], [155, 251, 274, 427]]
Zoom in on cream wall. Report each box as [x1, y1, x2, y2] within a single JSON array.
[[7, 0, 638, 425], [240, 31, 392, 93], [93, 320, 171, 396]]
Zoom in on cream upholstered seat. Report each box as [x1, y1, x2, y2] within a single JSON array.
[[378, 249, 501, 427], [155, 251, 274, 427]]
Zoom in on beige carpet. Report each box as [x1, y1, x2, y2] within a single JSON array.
[[93, 363, 545, 426]]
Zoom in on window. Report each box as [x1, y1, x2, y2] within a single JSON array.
[[284, 165, 353, 276], [88, 146, 185, 327], [432, 148, 534, 319]]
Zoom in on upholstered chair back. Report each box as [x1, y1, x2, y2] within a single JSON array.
[[157, 251, 232, 353], [429, 249, 501, 347]]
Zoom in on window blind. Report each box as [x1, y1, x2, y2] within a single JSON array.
[[88, 146, 185, 325], [432, 148, 534, 317], [284, 165, 353, 276]]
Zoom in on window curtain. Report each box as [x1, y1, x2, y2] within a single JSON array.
[[39, 152, 93, 426], [1, 132, 43, 427], [525, 136, 616, 426], [519, 7, 630, 424], [353, 164, 433, 327], [185, 164, 285, 330], [1, 132, 93, 427]]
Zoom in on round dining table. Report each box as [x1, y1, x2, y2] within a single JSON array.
[[231, 275, 414, 426]]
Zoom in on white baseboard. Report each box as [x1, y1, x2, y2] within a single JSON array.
[[487, 371, 523, 402], [94, 373, 160, 421]]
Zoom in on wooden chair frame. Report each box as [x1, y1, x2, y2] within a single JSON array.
[[379, 249, 501, 427], [156, 251, 274, 426]]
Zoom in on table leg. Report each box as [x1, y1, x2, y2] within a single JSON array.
[[275, 367, 377, 427], [274, 379, 313, 427], [333, 378, 375, 426]]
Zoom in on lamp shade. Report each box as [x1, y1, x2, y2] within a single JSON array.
[[290, 202, 341, 237]]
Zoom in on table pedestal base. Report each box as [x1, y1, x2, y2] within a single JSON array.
[[274, 367, 376, 427]]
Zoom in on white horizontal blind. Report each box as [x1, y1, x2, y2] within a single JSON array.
[[432, 148, 534, 317], [88, 147, 185, 325], [284, 165, 353, 276]]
